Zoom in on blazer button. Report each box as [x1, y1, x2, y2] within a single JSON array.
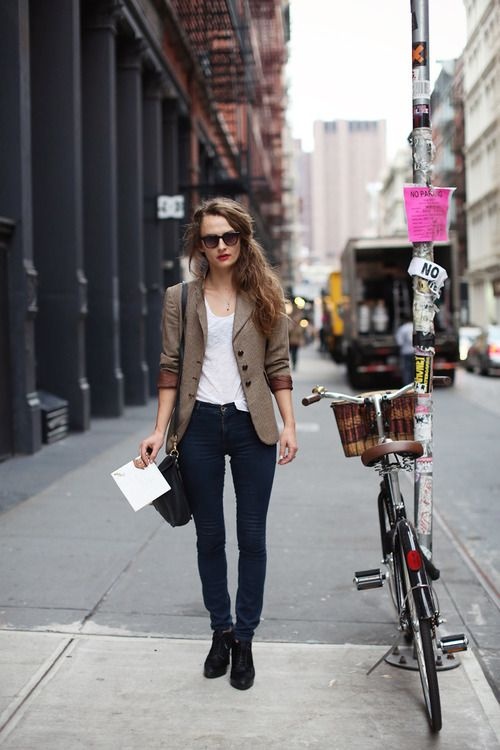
[[245, 380, 251, 387], [242, 364, 248, 371], [237, 350, 244, 357]]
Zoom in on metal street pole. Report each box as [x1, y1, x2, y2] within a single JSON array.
[[410, 0, 435, 560]]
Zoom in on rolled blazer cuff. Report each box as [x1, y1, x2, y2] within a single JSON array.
[[157, 369, 179, 389], [269, 375, 293, 392]]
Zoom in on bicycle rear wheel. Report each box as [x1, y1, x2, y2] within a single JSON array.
[[401, 549, 442, 732]]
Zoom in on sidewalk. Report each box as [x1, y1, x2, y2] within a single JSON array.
[[1, 630, 499, 749], [1, 348, 500, 748]]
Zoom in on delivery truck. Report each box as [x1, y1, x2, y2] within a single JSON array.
[[341, 235, 459, 389], [323, 270, 345, 363]]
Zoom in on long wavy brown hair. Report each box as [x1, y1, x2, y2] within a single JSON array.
[[184, 197, 285, 337]]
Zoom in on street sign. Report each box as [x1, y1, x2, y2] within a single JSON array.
[[157, 195, 185, 220]]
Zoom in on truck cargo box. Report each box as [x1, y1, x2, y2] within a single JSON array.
[[341, 236, 459, 389]]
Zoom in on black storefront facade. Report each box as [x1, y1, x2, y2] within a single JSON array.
[[1, 0, 269, 460]]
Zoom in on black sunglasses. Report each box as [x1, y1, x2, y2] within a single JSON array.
[[200, 231, 240, 250]]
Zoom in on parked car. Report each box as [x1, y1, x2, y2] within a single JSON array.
[[459, 325, 482, 361], [464, 325, 500, 375]]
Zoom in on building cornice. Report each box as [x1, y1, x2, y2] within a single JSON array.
[[464, 114, 500, 154]]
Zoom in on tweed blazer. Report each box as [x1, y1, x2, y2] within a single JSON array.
[[157, 279, 293, 449]]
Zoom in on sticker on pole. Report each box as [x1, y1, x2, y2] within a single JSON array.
[[408, 257, 448, 296], [414, 354, 432, 393], [412, 42, 427, 67], [403, 186, 455, 243]]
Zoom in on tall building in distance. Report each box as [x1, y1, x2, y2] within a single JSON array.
[[310, 119, 387, 266]]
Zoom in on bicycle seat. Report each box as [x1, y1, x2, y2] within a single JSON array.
[[361, 440, 424, 467]]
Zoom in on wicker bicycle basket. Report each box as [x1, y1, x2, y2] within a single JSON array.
[[331, 393, 415, 458]]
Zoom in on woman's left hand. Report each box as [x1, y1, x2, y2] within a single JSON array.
[[277, 425, 298, 465]]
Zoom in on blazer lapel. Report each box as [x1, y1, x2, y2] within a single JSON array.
[[192, 280, 208, 345], [233, 292, 253, 340]]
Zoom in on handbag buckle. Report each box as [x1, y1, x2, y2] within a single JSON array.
[[171, 435, 179, 457]]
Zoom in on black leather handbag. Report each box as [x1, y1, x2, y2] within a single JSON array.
[[152, 282, 192, 527], [153, 452, 191, 526]]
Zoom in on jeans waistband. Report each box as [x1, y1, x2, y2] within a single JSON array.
[[194, 400, 237, 415]]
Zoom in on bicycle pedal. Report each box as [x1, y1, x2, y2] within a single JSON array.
[[438, 634, 469, 654], [354, 568, 386, 591]]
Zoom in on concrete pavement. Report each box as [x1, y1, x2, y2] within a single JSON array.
[[1, 631, 499, 749], [1, 347, 499, 748]]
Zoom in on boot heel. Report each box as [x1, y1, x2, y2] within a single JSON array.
[[204, 630, 234, 679], [230, 640, 255, 690]]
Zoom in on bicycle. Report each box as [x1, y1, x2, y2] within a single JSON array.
[[302, 381, 468, 733]]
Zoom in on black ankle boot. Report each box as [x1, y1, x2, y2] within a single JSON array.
[[204, 630, 234, 678], [230, 640, 255, 690]]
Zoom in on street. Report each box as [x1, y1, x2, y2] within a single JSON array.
[[0, 345, 499, 748]]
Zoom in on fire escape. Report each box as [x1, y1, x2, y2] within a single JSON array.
[[169, 0, 287, 259]]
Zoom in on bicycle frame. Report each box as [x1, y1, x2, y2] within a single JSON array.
[[303, 382, 437, 617], [375, 444, 438, 625], [302, 381, 468, 732], [396, 518, 438, 623]]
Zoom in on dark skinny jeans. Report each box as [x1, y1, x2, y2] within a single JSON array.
[[178, 401, 276, 641]]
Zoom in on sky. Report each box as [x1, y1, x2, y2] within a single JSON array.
[[287, 0, 468, 159]]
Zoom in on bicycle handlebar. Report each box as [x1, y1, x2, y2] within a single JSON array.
[[302, 382, 416, 406], [301, 372, 451, 407], [301, 393, 322, 406]]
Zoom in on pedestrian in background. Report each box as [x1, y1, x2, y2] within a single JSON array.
[[288, 311, 306, 370], [139, 197, 298, 691], [396, 315, 414, 385]]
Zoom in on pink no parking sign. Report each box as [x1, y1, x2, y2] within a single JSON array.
[[403, 186, 455, 243]]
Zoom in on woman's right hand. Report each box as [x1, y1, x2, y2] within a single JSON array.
[[138, 429, 166, 467]]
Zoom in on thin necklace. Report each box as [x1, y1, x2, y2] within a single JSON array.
[[205, 285, 234, 312]]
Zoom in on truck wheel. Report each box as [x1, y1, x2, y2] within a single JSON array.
[[435, 370, 455, 386], [347, 356, 368, 390]]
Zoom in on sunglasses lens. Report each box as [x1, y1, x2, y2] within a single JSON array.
[[223, 232, 239, 246], [202, 235, 218, 249]]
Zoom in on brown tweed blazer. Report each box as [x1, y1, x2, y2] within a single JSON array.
[[157, 279, 293, 448]]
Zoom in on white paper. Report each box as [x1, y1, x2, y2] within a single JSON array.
[[110, 458, 170, 511]]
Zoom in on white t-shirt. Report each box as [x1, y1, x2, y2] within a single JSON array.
[[396, 321, 414, 355], [196, 300, 249, 411]]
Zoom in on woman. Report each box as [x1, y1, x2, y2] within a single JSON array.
[[139, 197, 298, 690]]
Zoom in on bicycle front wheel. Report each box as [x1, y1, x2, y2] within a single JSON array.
[[402, 553, 442, 732]]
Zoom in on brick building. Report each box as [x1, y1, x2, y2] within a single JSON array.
[[431, 57, 469, 321], [0, 0, 290, 459]]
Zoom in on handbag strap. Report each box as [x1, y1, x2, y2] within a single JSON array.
[[171, 281, 187, 452]]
